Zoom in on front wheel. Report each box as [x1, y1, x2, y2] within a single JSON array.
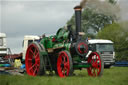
[[57, 50, 73, 77], [87, 52, 104, 77], [25, 42, 45, 76]]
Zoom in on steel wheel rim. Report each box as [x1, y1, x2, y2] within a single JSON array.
[[87, 52, 101, 77], [25, 44, 40, 76], [78, 42, 88, 54], [57, 51, 70, 77]]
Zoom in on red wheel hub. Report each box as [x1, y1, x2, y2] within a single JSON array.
[[87, 52, 102, 77], [25, 44, 40, 76], [78, 42, 88, 54], [57, 51, 70, 77]]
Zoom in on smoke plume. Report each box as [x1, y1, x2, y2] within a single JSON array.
[[86, 0, 120, 18], [80, 0, 88, 8], [77, 0, 120, 19]]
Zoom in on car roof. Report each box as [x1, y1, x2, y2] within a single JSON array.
[[88, 39, 113, 44]]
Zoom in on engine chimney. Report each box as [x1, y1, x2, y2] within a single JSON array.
[[74, 6, 82, 40]]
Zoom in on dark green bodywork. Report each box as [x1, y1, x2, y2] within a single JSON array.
[[39, 28, 91, 69], [40, 28, 71, 51]]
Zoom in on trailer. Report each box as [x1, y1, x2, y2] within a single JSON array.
[[0, 33, 7, 57]]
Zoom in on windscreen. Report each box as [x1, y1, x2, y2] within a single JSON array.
[[28, 40, 39, 46], [0, 38, 3, 46], [96, 43, 114, 52]]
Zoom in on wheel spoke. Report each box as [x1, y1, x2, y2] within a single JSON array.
[[62, 68, 65, 76], [63, 56, 66, 62], [96, 68, 99, 75], [64, 67, 69, 76], [36, 58, 40, 62], [96, 56, 99, 62], [89, 67, 92, 76], [64, 61, 69, 67], [33, 65, 38, 75], [34, 49, 38, 58], [35, 52, 39, 58], [30, 49, 34, 55], [61, 57, 64, 64], [95, 62, 99, 68], [93, 68, 96, 76], [60, 67, 63, 71], [34, 49, 36, 56], [28, 58, 32, 61], [36, 64, 39, 69], [29, 64, 35, 71], [92, 57, 95, 63], [30, 49, 35, 58]]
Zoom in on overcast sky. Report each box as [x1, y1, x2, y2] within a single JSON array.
[[0, 0, 128, 54]]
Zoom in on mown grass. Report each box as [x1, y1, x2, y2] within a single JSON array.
[[0, 67, 128, 85]]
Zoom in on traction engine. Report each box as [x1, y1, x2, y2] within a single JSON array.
[[25, 6, 104, 77]]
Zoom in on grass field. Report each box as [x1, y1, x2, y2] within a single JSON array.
[[0, 67, 128, 85]]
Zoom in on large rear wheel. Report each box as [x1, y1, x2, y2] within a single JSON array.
[[25, 42, 45, 76], [87, 52, 104, 77], [57, 50, 73, 77]]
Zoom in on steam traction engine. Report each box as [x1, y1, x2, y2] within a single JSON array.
[[25, 6, 104, 77]]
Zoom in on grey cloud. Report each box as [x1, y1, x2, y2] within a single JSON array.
[[1, 1, 79, 35], [0, 1, 79, 53]]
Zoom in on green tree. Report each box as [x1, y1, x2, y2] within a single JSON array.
[[97, 23, 128, 61]]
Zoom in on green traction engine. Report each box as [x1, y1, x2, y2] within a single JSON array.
[[25, 6, 104, 77]]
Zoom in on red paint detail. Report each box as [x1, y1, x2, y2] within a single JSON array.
[[87, 52, 101, 77], [52, 38, 56, 42], [57, 51, 70, 77], [78, 42, 88, 54], [4, 53, 22, 59], [25, 44, 40, 76]]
